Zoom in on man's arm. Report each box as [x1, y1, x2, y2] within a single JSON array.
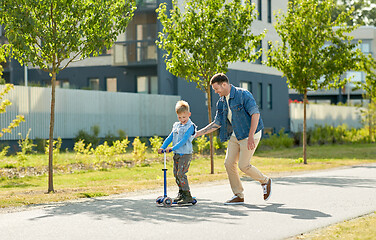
[[247, 113, 260, 150], [195, 122, 221, 138]]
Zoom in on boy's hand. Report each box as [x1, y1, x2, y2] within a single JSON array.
[[166, 147, 173, 153], [158, 148, 164, 154]]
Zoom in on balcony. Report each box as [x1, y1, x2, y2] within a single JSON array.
[[112, 39, 157, 66]]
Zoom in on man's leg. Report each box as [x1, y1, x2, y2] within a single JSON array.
[[224, 136, 244, 198], [238, 137, 268, 184]]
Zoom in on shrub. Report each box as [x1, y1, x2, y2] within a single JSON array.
[[149, 136, 163, 154], [75, 125, 100, 147], [132, 137, 147, 163], [261, 128, 294, 149]]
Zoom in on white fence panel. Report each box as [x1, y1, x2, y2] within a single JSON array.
[[0, 85, 180, 140], [290, 103, 364, 132]]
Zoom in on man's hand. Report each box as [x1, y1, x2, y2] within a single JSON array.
[[247, 136, 256, 150]]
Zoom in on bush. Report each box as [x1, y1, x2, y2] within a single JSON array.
[[261, 128, 294, 149], [149, 136, 163, 154], [132, 137, 147, 163], [75, 125, 100, 147]]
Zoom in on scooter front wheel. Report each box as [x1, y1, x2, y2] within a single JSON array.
[[163, 197, 172, 207]]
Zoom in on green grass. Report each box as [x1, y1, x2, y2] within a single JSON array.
[[289, 212, 376, 240], [0, 143, 375, 208]]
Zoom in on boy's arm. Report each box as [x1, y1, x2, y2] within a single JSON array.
[[160, 132, 173, 150], [195, 122, 221, 138], [171, 125, 195, 151]]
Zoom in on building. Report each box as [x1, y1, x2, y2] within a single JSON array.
[[2, 0, 290, 136], [289, 26, 376, 105]]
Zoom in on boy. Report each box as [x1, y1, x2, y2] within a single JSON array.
[[158, 100, 197, 204]]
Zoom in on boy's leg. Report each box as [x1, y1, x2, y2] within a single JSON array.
[[175, 154, 192, 192], [173, 154, 180, 188], [238, 137, 268, 184], [224, 136, 244, 198]]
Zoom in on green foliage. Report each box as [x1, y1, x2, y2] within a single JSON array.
[[74, 139, 93, 155], [104, 129, 127, 146], [75, 125, 100, 147], [0, 0, 136, 71], [0, 146, 9, 158], [17, 129, 36, 163], [268, 0, 365, 94], [45, 137, 62, 157], [34, 138, 47, 153], [261, 128, 294, 149], [195, 136, 210, 154], [132, 137, 147, 163], [0, 84, 25, 138], [157, 0, 265, 91], [293, 124, 375, 145], [149, 136, 163, 154]]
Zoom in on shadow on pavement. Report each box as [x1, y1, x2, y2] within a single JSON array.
[[27, 197, 331, 223]]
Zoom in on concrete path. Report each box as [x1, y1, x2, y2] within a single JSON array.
[[1, 163, 375, 240]]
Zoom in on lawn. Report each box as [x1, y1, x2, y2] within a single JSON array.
[[0, 143, 375, 208]]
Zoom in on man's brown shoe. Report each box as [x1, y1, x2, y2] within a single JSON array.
[[262, 178, 272, 201], [224, 195, 244, 205]]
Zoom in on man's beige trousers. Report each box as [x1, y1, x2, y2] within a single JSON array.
[[225, 135, 268, 199]]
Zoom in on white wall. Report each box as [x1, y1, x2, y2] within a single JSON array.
[[290, 103, 365, 132], [0, 86, 180, 140]]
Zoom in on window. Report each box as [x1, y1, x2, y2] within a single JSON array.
[[106, 77, 117, 92], [267, 0, 272, 23], [258, 0, 262, 20], [137, 76, 158, 94], [255, 40, 262, 64], [89, 78, 100, 90], [267, 84, 272, 109], [240, 81, 252, 92], [62, 80, 70, 89], [257, 83, 263, 109]]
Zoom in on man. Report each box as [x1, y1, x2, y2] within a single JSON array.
[[195, 73, 272, 205]]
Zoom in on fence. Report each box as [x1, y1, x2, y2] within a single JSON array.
[[0, 85, 180, 140], [290, 103, 365, 132]]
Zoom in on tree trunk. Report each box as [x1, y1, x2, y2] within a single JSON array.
[[48, 71, 56, 193], [207, 87, 214, 174], [370, 98, 373, 143], [303, 89, 307, 164]]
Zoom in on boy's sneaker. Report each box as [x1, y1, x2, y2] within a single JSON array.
[[224, 195, 244, 205], [177, 191, 193, 204], [262, 178, 272, 201], [173, 190, 183, 202]]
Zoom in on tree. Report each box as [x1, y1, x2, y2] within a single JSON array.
[[357, 55, 376, 142], [0, 0, 136, 193], [156, 0, 265, 173], [267, 0, 366, 164], [332, 0, 376, 26], [0, 50, 25, 137]]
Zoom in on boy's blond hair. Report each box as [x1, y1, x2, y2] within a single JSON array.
[[175, 100, 190, 114]]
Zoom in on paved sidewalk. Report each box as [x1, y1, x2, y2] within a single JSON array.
[[0, 163, 375, 240]]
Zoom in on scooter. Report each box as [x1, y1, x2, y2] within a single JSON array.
[[156, 150, 197, 207]]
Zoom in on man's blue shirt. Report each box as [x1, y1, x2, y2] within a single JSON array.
[[214, 84, 264, 142]]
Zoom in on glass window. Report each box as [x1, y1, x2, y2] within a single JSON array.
[[255, 40, 262, 64], [137, 76, 158, 94], [267, 84, 272, 109], [240, 81, 252, 92], [258, 0, 262, 20], [267, 0, 272, 23], [89, 78, 100, 90], [137, 76, 148, 94], [257, 83, 263, 109], [106, 78, 117, 92], [150, 76, 158, 94], [62, 80, 70, 89]]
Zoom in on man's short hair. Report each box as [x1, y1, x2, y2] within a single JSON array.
[[210, 73, 229, 85], [175, 100, 190, 114]]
